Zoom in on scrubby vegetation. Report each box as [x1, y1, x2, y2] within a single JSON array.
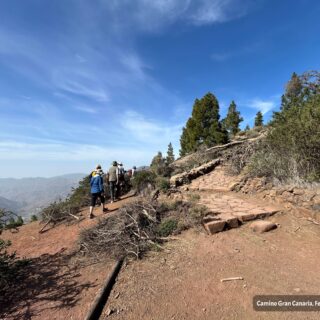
[[30, 215, 38, 222], [173, 71, 320, 185], [0, 209, 28, 298], [0, 209, 23, 233], [40, 175, 91, 224], [0, 239, 27, 297], [131, 171, 157, 193], [248, 71, 320, 182], [79, 198, 208, 259]]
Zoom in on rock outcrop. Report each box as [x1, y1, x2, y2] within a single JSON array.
[[170, 159, 220, 187]]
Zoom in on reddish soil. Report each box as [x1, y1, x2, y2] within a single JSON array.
[[1, 190, 320, 320], [105, 210, 320, 320], [0, 196, 134, 320]]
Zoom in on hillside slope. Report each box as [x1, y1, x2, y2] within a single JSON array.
[[0, 173, 85, 219]]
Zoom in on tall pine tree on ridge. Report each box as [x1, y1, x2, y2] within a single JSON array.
[[180, 92, 228, 156]]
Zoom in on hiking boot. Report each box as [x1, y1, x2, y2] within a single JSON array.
[[103, 208, 108, 213], [89, 213, 95, 219]]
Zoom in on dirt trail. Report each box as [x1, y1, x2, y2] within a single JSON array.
[[1, 166, 320, 320], [3, 195, 134, 257], [106, 214, 320, 319], [103, 167, 320, 320], [1, 195, 134, 320]]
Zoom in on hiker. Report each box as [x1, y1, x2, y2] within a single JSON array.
[[108, 161, 119, 203], [89, 165, 107, 219], [131, 166, 137, 178], [117, 162, 126, 197], [118, 162, 125, 177]]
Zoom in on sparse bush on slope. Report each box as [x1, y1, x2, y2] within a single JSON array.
[[131, 171, 157, 194], [0, 209, 23, 233], [40, 175, 95, 223], [248, 71, 320, 182], [79, 198, 208, 259], [0, 209, 29, 298]]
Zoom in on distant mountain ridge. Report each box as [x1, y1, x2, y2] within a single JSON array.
[[0, 195, 23, 213], [0, 173, 85, 219]]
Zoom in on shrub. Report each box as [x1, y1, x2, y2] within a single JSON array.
[[247, 72, 320, 183], [79, 198, 160, 259], [0, 239, 28, 297], [0, 209, 22, 233], [40, 175, 92, 224], [156, 219, 178, 237], [131, 171, 157, 194], [79, 198, 207, 260], [68, 175, 91, 207], [225, 140, 259, 175], [189, 204, 210, 224], [156, 177, 170, 192], [187, 193, 200, 202], [30, 215, 38, 222], [249, 95, 320, 182], [41, 200, 80, 223]]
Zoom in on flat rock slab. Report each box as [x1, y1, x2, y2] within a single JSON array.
[[219, 214, 240, 229], [204, 220, 226, 234], [232, 212, 257, 222], [250, 220, 277, 233]]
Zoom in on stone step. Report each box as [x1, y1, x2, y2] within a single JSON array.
[[201, 199, 280, 235]]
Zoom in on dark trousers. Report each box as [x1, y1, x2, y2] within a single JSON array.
[[109, 181, 117, 200]]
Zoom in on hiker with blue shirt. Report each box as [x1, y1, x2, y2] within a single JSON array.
[[89, 165, 107, 219]]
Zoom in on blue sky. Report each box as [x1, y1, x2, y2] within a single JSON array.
[[0, 0, 319, 178]]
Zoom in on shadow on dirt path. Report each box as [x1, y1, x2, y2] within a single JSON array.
[[0, 250, 96, 320]]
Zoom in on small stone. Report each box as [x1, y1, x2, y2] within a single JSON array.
[[202, 308, 206, 312], [105, 308, 113, 316], [243, 284, 247, 288], [294, 288, 301, 293], [293, 188, 304, 195], [250, 220, 277, 233]]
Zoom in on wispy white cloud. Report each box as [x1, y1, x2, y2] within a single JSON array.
[[74, 105, 98, 114], [211, 41, 263, 62], [247, 98, 277, 115], [211, 52, 233, 61], [0, 0, 258, 177], [121, 110, 182, 146], [75, 54, 87, 63], [101, 0, 256, 32]]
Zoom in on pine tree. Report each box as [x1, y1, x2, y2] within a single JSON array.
[[179, 92, 228, 155], [223, 100, 243, 136], [166, 142, 175, 164], [150, 151, 170, 176], [281, 72, 303, 112], [244, 124, 250, 131], [254, 111, 263, 127]]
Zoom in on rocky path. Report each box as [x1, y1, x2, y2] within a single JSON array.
[[104, 165, 320, 320], [186, 165, 282, 235]]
